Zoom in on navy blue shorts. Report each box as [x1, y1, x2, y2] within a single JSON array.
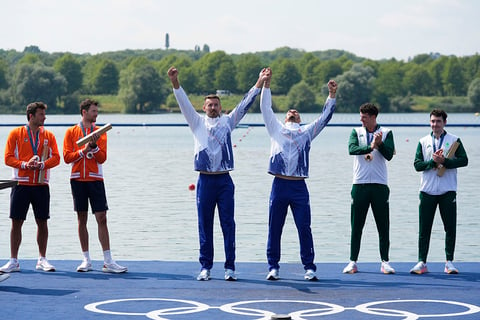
[[10, 185, 50, 220], [70, 180, 109, 213]]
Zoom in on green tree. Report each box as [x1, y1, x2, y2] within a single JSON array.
[[402, 64, 433, 95], [194, 51, 235, 93], [23, 45, 41, 54], [287, 81, 317, 112], [17, 53, 41, 65], [428, 56, 448, 96], [372, 60, 405, 111], [235, 54, 263, 92], [313, 60, 343, 91], [83, 57, 119, 94], [297, 53, 321, 89], [270, 58, 301, 95], [93, 60, 119, 94], [13, 63, 67, 111], [389, 94, 414, 113], [176, 66, 198, 94], [0, 58, 8, 89], [156, 54, 197, 92], [157, 54, 193, 74], [0, 58, 11, 109], [467, 77, 480, 109], [335, 63, 376, 112], [442, 57, 466, 96], [54, 53, 83, 94], [214, 57, 237, 92], [410, 53, 435, 65], [462, 54, 480, 85], [118, 58, 166, 113]]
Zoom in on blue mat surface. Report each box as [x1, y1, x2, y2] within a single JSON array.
[[1, 260, 479, 319]]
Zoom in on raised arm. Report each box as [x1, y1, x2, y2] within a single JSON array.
[[260, 68, 283, 134], [167, 66, 180, 89], [305, 80, 337, 139], [167, 66, 202, 128], [227, 68, 269, 127]]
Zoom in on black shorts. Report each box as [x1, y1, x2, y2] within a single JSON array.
[[70, 180, 109, 214], [10, 185, 50, 220]]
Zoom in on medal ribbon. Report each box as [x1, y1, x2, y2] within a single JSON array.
[[80, 122, 94, 137], [26, 125, 40, 155], [431, 132, 445, 153], [366, 125, 379, 146]]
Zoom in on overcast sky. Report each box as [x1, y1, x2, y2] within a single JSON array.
[[1, 0, 478, 60]]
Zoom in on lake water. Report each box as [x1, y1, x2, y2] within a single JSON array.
[[1, 112, 479, 265]]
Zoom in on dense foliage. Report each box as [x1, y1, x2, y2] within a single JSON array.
[[0, 46, 478, 114]]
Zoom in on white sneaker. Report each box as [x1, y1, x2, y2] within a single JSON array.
[[381, 261, 395, 274], [197, 269, 210, 281], [36, 257, 55, 272], [266, 269, 279, 280], [76, 260, 93, 272], [445, 261, 458, 274], [0, 260, 20, 273], [410, 261, 428, 274], [102, 261, 127, 273], [304, 269, 318, 281], [342, 261, 358, 274], [0, 273, 10, 282], [224, 269, 237, 281]]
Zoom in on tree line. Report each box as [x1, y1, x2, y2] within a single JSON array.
[[0, 45, 479, 114]]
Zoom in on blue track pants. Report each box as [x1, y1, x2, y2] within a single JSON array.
[[267, 177, 316, 271], [196, 173, 235, 271]]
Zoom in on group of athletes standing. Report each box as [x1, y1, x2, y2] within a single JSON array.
[[167, 66, 468, 281], [0, 67, 468, 284]]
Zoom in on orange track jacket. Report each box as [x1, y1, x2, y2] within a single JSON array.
[[4, 126, 60, 185], [63, 124, 107, 181]]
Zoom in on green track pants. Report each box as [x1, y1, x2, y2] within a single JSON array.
[[349, 183, 390, 262], [417, 191, 457, 262]]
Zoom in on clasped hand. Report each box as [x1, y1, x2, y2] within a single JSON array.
[[26, 155, 42, 170], [433, 149, 445, 165]]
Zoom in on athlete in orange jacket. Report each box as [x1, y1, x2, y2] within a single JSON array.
[[5, 126, 60, 185], [63, 118, 107, 181], [1, 102, 59, 273], [63, 98, 127, 274]]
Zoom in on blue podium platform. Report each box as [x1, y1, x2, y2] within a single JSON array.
[[1, 260, 479, 319]]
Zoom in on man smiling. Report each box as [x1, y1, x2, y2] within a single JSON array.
[[410, 109, 468, 275]]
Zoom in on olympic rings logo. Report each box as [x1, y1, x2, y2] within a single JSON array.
[[85, 298, 480, 319]]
